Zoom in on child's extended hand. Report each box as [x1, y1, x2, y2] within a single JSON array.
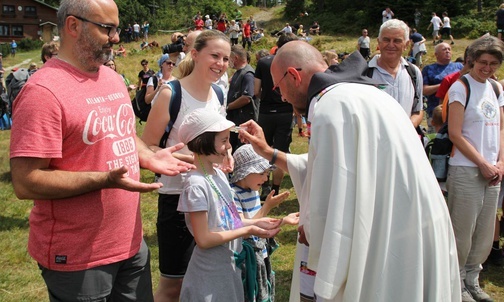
[[254, 217, 282, 230], [264, 190, 290, 210], [248, 220, 281, 238], [281, 212, 299, 226]]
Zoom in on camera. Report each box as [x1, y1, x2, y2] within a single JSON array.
[[162, 35, 185, 54]]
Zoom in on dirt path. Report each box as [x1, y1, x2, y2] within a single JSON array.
[[254, 9, 275, 23]]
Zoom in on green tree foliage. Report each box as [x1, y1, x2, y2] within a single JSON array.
[[285, 0, 498, 37], [116, 0, 150, 29], [284, 0, 306, 20]]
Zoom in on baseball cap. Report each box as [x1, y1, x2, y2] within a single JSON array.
[[230, 144, 273, 183], [158, 54, 170, 68], [178, 108, 235, 145]]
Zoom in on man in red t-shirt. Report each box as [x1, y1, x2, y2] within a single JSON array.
[[242, 19, 252, 51], [9, 0, 193, 301]]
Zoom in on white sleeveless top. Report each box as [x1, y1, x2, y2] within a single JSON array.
[[158, 85, 226, 194]]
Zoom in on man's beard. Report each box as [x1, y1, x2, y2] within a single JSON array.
[[76, 28, 114, 72]]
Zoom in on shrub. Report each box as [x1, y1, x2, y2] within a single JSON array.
[[453, 16, 495, 39], [17, 38, 43, 51]]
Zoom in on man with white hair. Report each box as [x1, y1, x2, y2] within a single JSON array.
[[368, 19, 424, 128]]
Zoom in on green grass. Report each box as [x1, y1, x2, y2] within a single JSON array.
[[4, 7, 504, 300]]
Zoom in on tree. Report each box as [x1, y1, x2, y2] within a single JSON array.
[[116, 0, 150, 29]]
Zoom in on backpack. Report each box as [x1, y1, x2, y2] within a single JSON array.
[[158, 80, 225, 149], [132, 76, 158, 123], [366, 61, 421, 112], [427, 74, 501, 182], [6, 68, 30, 115], [366, 61, 424, 137]]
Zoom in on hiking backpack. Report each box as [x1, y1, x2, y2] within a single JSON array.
[[6, 68, 30, 115], [426, 74, 501, 182], [158, 80, 225, 149], [132, 76, 158, 123]]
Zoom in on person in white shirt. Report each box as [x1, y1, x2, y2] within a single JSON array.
[[447, 34, 504, 302], [279, 23, 293, 35], [382, 7, 394, 23], [427, 12, 443, 45], [441, 11, 455, 45]]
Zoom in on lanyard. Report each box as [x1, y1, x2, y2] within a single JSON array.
[[198, 156, 243, 228]]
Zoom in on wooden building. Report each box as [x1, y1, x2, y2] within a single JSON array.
[[0, 0, 58, 43]]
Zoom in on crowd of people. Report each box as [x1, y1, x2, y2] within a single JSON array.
[[6, 1, 504, 302]]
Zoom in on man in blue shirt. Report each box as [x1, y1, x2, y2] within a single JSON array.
[[10, 40, 17, 57], [422, 42, 463, 131]]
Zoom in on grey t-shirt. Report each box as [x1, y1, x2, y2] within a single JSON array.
[[178, 168, 244, 301]]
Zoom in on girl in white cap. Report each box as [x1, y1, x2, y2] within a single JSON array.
[[141, 30, 232, 301], [177, 109, 282, 301]]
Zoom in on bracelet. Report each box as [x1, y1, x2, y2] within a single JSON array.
[[269, 148, 278, 165]]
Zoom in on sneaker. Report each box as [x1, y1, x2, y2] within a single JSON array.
[[462, 287, 476, 302], [466, 284, 493, 302]]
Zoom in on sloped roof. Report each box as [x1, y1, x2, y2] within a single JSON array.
[[33, 0, 59, 11]]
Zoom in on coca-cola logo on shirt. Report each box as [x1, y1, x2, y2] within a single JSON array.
[[83, 103, 135, 145]]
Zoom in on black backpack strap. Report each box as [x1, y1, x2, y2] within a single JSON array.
[[459, 75, 471, 109], [489, 78, 501, 99], [159, 80, 182, 148], [153, 76, 159, 90], [366, 67, 374, 78], [404, 61, 420, 109]]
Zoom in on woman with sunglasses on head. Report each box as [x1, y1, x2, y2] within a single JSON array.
[[145, 54, 177, 104], [141, 30, 232, 302]]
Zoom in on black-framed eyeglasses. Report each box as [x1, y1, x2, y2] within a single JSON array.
[[68, 15, 120, 39], [272, 67, 302, 96]]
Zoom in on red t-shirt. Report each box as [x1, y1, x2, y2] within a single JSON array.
[[243, 23, 251, 38], [10, 59, 142, 271], [217, 20, 227, 32], [194, 19, 204, 30], [435, 71, 461, 101]]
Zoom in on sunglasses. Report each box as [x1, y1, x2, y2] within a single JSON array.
[[163, 61, 176, 66], [142, 63, 148, 66], [68, 15, 120, 39]]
